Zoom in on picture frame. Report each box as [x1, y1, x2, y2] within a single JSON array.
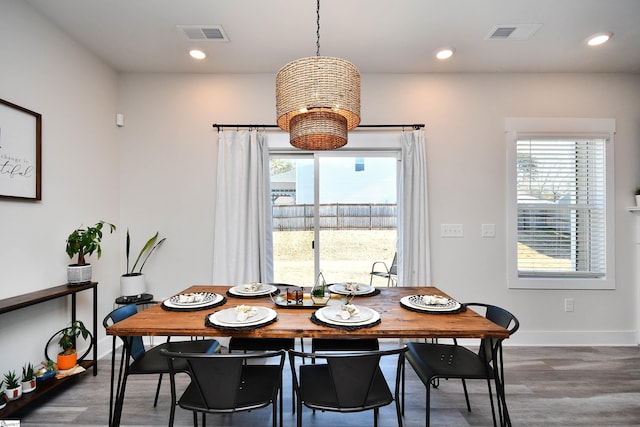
[[0, 98, 41, 200]]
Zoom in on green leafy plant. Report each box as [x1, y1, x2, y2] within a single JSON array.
[[21, 363, 34, 381], [58, 320, 90, 356], [3, 371, 19, 389], [66, 221, 116, 265], [123, 230, 166, 275]]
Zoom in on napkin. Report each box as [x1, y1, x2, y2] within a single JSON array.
[[344, 282, 360, 292], [244, 282, 263, 292], [235, 305, 257, 321], [179, 293, 204, 303], [421, 295, 450, 305], [339, 304, 360, 320]]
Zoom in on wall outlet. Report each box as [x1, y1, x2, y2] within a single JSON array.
[[564, 298, 574, 312], [441, 224, 464, 237], [481, 223, 496, 237]]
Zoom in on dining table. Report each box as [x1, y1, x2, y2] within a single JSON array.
[[106, 284, 512, 426]]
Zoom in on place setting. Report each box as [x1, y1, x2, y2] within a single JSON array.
[[206, 304, 278, 330], [311, 302, 381, 330], [328, 281, 380, 297], [399, 294, 466, 314], [226, 281, 280, 298], [161, 291, 226, 312]]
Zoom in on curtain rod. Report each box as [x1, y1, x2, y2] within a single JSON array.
[[213, 123, 425, 131]]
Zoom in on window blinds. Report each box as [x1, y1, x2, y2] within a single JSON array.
[[516, 137, 606, 277]]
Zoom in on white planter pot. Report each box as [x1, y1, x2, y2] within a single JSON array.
[[5, 385, 22, 401], [121, 274, 146, 297], [21, 377, 36, 393], [635, 194, 640, 206], [67, 264, 92, 285]]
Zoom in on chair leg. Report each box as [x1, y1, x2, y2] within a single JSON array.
[[426, 380, 432, 427], [374, 407, 379, 427], [461, 378, 471, 412], [153, 373, 163, 407], [485, 378, 498, 427]]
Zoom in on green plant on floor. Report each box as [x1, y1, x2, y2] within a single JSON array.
[[3, 371, 19, 389], [58, 320, 90, 356], [65, 221, 116, 266], [21, 362, 35, 381]]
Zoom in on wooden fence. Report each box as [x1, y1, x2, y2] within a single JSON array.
[[272, 203, 397, 231]]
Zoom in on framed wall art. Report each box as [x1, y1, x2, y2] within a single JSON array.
[[0, 98, 41, 200]]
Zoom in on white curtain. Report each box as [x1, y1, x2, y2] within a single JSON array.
[[399, 129, 431, 286], [212, 130, 273, 284]]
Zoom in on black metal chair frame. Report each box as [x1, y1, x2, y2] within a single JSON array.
[[104, 304, 221, 427], [161, 348, 286, 427], [405, 303, 519, 427], [289, 346, 408, 427]]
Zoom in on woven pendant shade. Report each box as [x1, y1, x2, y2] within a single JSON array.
[[290, 111, 347, 150], [276, 56, 360, 150]]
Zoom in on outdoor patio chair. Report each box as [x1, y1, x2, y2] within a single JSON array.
[[370, 252, 398, 286]]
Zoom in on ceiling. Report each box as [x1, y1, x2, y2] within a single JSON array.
[[25, 0, 640, 74]]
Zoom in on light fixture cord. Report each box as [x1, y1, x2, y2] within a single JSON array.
[[316, 0, 320, 56]]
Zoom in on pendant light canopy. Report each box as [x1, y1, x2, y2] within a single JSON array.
[[276, 0, 360, 150]]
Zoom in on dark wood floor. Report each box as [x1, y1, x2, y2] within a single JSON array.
[[7, 340, 640, 426]]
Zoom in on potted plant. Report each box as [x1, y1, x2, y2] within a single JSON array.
[[56, 320, 90, 371], [3, 370, 22, 401], [65, 221, 116, 284], [21, 362, 36, 394], [120, 230, 166, 297], [311, 271, 330, 304]]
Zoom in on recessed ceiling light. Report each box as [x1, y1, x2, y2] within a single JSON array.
[[435, 48, 455, 60], [587, 32, 613, 46], [189, 49, 206, 60]]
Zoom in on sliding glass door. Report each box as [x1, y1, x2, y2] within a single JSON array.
[[270, 152, 397, 286]]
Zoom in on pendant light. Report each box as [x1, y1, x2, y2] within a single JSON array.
[[276, 0, 360, 150]]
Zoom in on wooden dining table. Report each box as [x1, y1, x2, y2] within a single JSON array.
[[106, 284, 512, 427], [106, 284, 509, 339]]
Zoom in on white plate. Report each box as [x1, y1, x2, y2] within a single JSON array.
[[209, 307, 277, 327], [163, 293, 223, 309], [168, 292, 217, 306], [317, 305, 374, 324], [228, 284, 277, 296], [214, 306, 270, 324], [328, 283, 374, 295], [400, 295, 462, 312], [315, 306, 380, 327]]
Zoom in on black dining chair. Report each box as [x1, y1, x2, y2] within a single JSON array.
[[104, 304, 221, 427], [289, 346, 407, 427], [405, 303, 519, 427], [161, 348, 286, 427]]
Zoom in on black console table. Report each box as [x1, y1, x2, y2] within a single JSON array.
[[0, 282, 98, 418]]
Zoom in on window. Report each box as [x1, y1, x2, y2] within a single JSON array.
[[506, 118, 615, 289]]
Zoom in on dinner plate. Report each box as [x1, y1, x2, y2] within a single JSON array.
[[400, 295, 462, 312], [168, 292, 217, 306], [228, 284, 277, 296], [163, 293, 223, 309], [209, 307, 277, 327], [317, 305, 374, 324], [328, 283, 374, 295], [315, 306, 380, 327], [214, 306, 270, 324]]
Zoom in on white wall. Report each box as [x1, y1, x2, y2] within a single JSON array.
[[119, 72, 640, 346], [1, 2, 639, 384], [0, 1, 120, 372]]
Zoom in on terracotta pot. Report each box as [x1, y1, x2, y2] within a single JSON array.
[[57, 351, 78, 371]]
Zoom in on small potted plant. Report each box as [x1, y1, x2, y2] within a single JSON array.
[[35, 360, 56, 383], [21, 362, 36, 394], [120, 229, 166, 297], [3, 370, 22, 401], [311, 271, 330, 304], [56, 320, 90, 371], [65, 221, 116, 284]]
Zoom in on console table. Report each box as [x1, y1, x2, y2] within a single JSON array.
[[0, 282, 97, 418]]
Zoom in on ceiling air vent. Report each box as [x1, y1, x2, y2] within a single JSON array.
[[178, 25, 229, 42], [486, 24, 542, 40]]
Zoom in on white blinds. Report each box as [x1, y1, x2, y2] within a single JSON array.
[[516, 137, 606, 277]]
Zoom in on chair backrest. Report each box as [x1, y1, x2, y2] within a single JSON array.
[[467, 303, 519, 363], [289, 346, 407, 410], [389, 252, 398, 275], [102, 304, 146, 360], [161, 349, 285, 410]]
